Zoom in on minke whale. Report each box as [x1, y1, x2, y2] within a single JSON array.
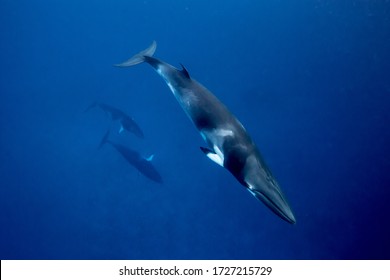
[[115, 41, 296, 224], [99, 130, 163, 184], [85, 102, 144, 138]]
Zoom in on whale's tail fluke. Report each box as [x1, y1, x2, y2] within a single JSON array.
[[98, 129, 111, 149], [114, 41, 157, 67]]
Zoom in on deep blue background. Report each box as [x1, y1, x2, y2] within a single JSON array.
[[1, 0, 389, 259]]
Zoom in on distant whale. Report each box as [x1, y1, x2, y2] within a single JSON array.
[[85, 102, 144, 138], [99, 130, 162, 184], [115, 41, 295, 224]]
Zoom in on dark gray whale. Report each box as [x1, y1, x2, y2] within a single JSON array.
[[115, 41, 295, 224], [100, 130, 162, 184], [85, 102, 144, 138]]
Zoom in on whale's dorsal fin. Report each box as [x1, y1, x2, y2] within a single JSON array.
[[200, 147, 223, 167], [180, 64, 190, 79]]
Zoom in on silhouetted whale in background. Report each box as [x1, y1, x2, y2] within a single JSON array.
[[99, 130, 162, 184], [85, 102, 144, 138], [115, 41, 295, 224]]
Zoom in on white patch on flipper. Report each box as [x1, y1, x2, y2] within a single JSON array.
[[199, 129, 232, 168], [206, 152, 224, 167], [213, 145, 224, 164], [119, 125, 124, 133]]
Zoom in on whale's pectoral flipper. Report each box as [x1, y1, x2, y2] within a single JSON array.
[[114, 41, 157, 67], [144, 154, 155, 162], [200, 147, 224, 167]]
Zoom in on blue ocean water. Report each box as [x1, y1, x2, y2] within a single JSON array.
[[1, 0, 389, 260]]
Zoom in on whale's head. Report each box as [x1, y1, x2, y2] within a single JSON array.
[[243, 153, 296, 224]]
